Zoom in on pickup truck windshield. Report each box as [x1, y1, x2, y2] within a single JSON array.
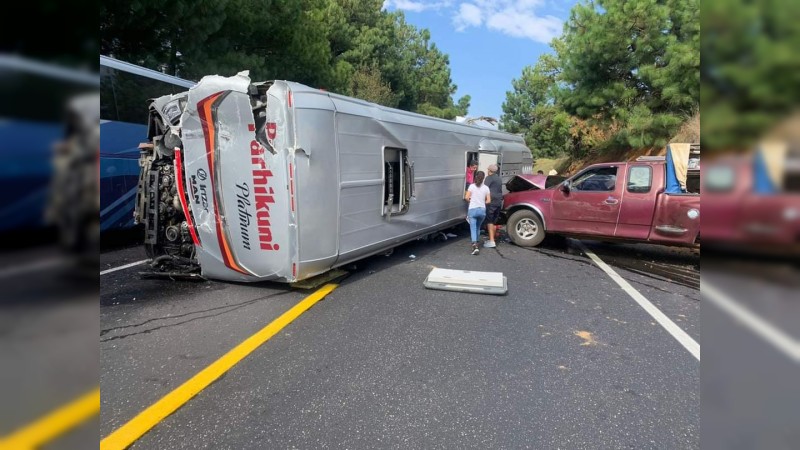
[[572, 167, 617, 191]]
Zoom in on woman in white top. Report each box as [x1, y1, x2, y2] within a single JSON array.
[[464, 170, 491, 255]]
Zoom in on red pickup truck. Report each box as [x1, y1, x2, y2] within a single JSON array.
[[702, 150, 800, 252], [502, 158, 700, 248]]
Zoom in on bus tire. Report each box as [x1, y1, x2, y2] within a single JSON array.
[[508, 210, 545, 247]]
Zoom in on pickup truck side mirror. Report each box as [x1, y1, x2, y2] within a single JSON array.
[[560, 180, 571, 193]]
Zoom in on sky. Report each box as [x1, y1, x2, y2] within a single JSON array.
[[382, 0, 578, 121]]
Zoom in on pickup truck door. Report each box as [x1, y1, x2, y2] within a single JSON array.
[[551, 165, 622, 236], [615, 164, 659, 240]]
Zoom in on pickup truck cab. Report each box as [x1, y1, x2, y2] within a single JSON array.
[[502, 155, 700, 248]]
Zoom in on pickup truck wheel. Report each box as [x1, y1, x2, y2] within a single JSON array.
[[508, 210, 545, 247]]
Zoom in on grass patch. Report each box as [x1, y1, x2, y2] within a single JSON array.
[[532, 156, 571, 175]]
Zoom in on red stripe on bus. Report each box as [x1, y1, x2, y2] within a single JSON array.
[[174, 149, 200, 246], [197, 92, 249, 275]]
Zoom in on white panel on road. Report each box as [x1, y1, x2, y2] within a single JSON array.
[[423, 268, 507, 295]]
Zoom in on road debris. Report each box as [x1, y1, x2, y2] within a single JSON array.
[[575, 330, 597, 346]]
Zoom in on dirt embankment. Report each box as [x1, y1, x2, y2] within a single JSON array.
[[534, 112, 699, 177]]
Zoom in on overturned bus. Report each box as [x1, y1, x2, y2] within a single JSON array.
[[135, 72, 533, 283]]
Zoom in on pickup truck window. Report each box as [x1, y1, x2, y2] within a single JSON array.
[[686, 171, 701, 194], [705, 166, 735, 193], [572, 167, 617, 192], [627, 166, 652, 193]]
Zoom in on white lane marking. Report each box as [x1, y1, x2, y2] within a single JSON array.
[[0, 258, 64, 279], [576, 241, 700, 361], [100, 259, 148, 276], [702, 281, 800, 363]]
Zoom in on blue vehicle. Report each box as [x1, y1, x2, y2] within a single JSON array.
[[0, 56, 98, 233], [100, 56, 194, 231]]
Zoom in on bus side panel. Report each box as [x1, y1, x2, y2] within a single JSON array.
[[292, 92, 339, 278], [333, 98, 478, 262], [489, 140, 532, 184], [333, 108, 387, 257], [290, 88, 535, 268], [397, 121, 472, 226]]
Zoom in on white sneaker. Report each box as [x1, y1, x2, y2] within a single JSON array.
[[484, 240, 496, 248]]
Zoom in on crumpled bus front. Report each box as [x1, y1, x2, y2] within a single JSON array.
[[137, 72, 295, 282]]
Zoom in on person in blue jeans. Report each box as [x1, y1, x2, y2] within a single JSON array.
[[464, 170, 491, 255]]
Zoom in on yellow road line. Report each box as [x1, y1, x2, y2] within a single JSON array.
[[100, 283, 338, 450], [0, 387, 100, 450]]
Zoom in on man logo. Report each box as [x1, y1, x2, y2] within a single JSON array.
[[190, 169, 210, 213]]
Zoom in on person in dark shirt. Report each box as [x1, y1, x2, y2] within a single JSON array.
[[483, 164, 503, 248]]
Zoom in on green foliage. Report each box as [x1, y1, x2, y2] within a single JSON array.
[[349, 65, 398, 107], [560, 0, 699, 147], [101, 0, 230, 75], [100, 0, 466, 118], [702, 0, 800, 150], [502, 0, 699, 156], [456, 95, 471, 116], [501, 53, 574, 158]]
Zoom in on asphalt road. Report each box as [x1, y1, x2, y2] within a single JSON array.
[[0, 246, 98, 449], [701, 259, 800, 450], [98, 227, 704, 449]]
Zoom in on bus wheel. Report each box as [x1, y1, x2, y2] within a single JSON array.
[[508, 210, 545, 247]]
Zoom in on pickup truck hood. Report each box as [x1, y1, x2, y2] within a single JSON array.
[[506, 174, 565, 192]]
